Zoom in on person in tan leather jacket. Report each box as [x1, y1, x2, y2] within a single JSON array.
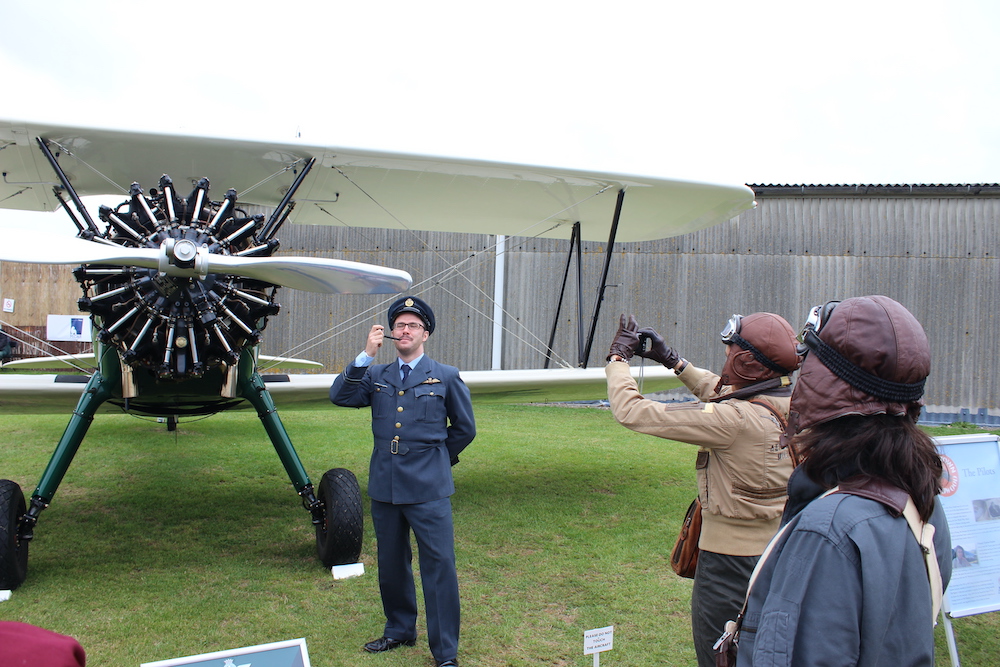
[[605, 312, 801, 667]]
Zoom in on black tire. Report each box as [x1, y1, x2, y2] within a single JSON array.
[[315, 468, 363, 567], [0, 479, 28, 590]]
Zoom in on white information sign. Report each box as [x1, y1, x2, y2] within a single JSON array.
[[2, 298, 13, 313], [934, 433, 1000, 618], [584, 625, 614, 655], [140, 638, 310, 667], [46, 314, 91, 342]]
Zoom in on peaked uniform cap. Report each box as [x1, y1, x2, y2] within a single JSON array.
[[790, 295, 930, 433], [388, 295, 435, 334]]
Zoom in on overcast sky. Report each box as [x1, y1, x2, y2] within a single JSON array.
[[3, 0, 998, 189]]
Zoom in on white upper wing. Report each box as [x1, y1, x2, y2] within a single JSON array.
[[0, 119, 754, 242]]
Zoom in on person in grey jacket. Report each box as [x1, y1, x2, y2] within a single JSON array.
[[330, 296, 475, 667], [734, 296, 951, 667]]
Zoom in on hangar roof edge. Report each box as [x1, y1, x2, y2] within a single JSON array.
[[748, 184, 1000, 197]]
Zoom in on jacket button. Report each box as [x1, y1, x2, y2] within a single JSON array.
[[395, 422, 402, 428], [397, 406, 403, 412], [398, 390, 404, 396]]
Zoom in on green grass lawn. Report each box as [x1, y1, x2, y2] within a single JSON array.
[[0, 405, 994, 666]]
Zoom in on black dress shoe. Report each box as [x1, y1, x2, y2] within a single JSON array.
[[436, 660, 458, 667], [363, 636, 416, 653]]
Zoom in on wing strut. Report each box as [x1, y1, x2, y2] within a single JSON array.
[[543, 222, 582, 369], [543, 188, 625, 369], [258, 157, 316, 242], [35, 137, 101, 238], [582, 188, 625, 366]]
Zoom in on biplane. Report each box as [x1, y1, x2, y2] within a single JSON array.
[[0, 118, 755, 589]]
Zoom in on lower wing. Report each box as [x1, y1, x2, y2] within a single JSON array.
[[0, 366, 680, 414]]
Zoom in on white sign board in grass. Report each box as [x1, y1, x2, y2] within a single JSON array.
[[584, 625, 614, 666], [140, 638, 310, 667]]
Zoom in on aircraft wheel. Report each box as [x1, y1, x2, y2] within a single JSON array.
[[0, 479, 29, 590], [315, 468, 363, 567]]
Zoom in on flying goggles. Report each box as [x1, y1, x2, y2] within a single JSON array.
[[796, 301, 841, 355]]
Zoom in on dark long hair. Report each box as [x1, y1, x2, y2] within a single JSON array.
[[793, 414, 942, 521]]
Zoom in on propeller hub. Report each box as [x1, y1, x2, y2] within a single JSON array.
[[172, 239, 198, 263], [159, 238, 208, 276]]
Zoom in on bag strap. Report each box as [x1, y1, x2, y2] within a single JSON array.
[[747, 487, 836, 598], [714, 487, 838, 653], [716, 485, 944, 656], [837, 479, 943, 624], [708, 376, 792, 403], [747, 398, 788, 431], [901, 497, 943, 622]]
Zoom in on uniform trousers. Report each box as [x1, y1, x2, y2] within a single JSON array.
[[690, 549, 759, 667], [371, 496, 460, 663]]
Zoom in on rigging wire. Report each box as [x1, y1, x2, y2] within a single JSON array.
[[264, 164, 617, 369], [47, 140, 130, 196], [265, 224, 587, 370], [0, 319, 96, 374], [233, 159, 310, 198]]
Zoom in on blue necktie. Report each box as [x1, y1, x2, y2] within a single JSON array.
[[400, 364, 410, 381]]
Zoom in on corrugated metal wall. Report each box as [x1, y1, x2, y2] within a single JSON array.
[[264, 226, 498, 373], [265, 190, 1000, 420]]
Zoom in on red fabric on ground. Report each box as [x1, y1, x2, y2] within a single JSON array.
[[0, 621, 86, 666]]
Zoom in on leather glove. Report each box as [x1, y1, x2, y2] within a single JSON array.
[[607, 314, 642, 361], [636, 327, 680, 368]]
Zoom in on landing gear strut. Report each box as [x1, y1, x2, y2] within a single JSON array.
[[238, 367, 364, 567], [0, 361, 362, 588]]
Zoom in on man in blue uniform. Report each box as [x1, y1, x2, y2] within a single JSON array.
[[330, 296, 475, 667]]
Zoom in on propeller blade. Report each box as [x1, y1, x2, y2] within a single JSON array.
[[0, 234, 161, 267], [0, 235, 412, 295], [205, 255, 412, 294]]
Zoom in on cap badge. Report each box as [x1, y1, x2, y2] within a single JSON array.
[[405, 298, 414, 307]]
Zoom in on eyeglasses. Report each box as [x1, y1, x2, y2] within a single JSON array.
[[797, 301, 840, 352], [392, 321, 425, 331], [720, 314, 743, 344]]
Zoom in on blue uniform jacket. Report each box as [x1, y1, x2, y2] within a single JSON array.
[[330, 357, 476, 504]]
